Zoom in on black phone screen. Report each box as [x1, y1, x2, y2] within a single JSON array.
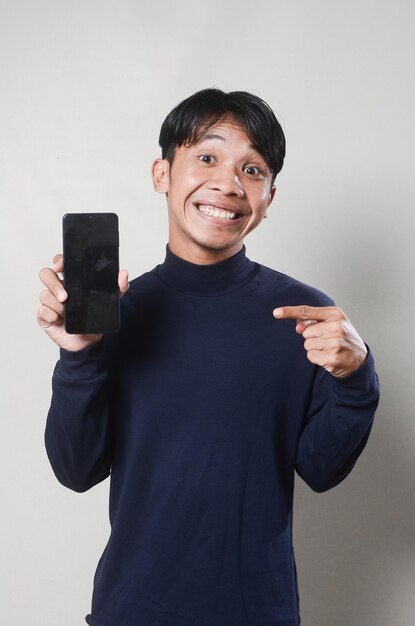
[[63, 213, 119, 334]]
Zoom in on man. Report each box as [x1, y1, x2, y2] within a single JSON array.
[[38, 89, 380, 626]]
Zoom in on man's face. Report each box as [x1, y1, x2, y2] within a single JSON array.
[[152, 118, 276, 263]]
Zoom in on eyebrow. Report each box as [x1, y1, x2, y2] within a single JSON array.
[[199, 133, 226, 142], [199, 132, 256, 151]]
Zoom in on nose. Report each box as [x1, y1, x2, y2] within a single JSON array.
[[207, 165, 245, 197]]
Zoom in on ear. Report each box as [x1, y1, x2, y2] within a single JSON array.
[[151, 158, 170, 193], [264, 185, 277, 218]]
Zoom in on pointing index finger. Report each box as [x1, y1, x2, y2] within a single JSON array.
[[273, 305, 344, 322]]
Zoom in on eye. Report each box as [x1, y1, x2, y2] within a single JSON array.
[[243, 165, 264, 178], [198, 154, 215, 164]]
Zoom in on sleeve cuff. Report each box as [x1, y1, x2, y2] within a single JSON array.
[[57, 342, 106, 381], [329, 344, 380, 398]]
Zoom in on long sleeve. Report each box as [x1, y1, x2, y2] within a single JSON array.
[[44, 342, 113, 493], [295, 345, 380, 493]]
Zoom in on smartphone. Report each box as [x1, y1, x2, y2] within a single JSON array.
[[62, 213, 120, 334]]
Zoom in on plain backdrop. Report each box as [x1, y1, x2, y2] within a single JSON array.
[[1, 1, 414, 624]]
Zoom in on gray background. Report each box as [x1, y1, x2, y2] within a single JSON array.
[[1, 1, 414, 624]]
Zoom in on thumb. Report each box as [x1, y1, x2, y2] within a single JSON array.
[[295, 319, 317, 334], [119, 269, 129, 297]]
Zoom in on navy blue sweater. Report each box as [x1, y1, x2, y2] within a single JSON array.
[[45, 245, 380, 626]]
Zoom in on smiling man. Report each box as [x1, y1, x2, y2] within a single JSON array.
[[153, 117, 276, 262], [38, 89, 380, 626]]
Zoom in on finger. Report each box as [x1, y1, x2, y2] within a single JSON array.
[[37, 304, 62, 326], [118, 269, 129, 297], [304, 337, 344, 352], [303, 337, 325, 352], [295, 319, 318, 335], [39, 267, 67, 302], [305, 349, 330, 369], [301, 320, 347, 339], [273, 305, 345, 322], [53, 254, 63, 272], [39, 289, 65, 317]]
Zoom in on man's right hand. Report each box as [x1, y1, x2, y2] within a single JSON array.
[[38, 254, 129, 352]]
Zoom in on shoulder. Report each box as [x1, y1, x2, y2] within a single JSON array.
[[127, 266, 160, 292], [252, 261, 335, 307]]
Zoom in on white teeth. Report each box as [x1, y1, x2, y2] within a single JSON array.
[[197, 204, 237, 220]]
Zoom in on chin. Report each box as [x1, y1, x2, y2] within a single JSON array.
[[193, 236, 238, 251]]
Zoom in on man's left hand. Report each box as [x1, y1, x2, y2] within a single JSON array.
[[273, 305, 368, 378]]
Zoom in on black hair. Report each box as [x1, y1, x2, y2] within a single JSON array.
[[158, 88, 285, 183]]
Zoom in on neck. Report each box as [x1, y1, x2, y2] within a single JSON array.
[[156, 242, 257, 296]]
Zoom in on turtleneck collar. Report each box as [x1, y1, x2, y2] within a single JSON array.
[[156, 244, 259, 296]]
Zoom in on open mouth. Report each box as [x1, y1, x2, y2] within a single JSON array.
[[194, 203, 241, 221]]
